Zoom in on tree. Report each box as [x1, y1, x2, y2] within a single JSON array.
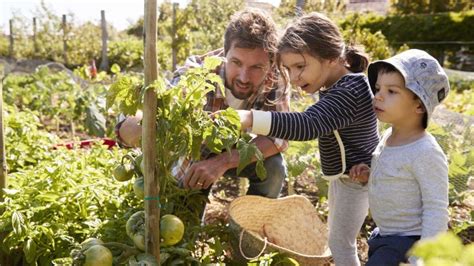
[[390, 0, 473, 14], [275, 0, 346, 22], [186, 0, 243, 54]]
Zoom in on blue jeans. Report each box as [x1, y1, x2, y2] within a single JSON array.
[[366, 228, 420, 266], [224, 153, 287, 198]]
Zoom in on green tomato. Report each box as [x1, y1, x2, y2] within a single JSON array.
[[160, 214, 185, 246], [133, 177, 144, 199], [126, 211, 146, 251], [128, 253, 159, 266], [140, 158, 145, 175], [135, 154, 143, 174], [80, 238, 104, 251], [113, 164, 134, 182], [83, 245, 113, 266]]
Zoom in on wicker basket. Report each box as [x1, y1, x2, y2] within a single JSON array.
[[228, 195, 331, 265]]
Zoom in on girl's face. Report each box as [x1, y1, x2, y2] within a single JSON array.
[[280, 52, 332, 94]]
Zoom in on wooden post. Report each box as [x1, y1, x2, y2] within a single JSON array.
[[0, 70, 10, 263], [33, 17, 38, 56], [62, 15, 68, 65], [100, 10, 109, 71], [0, 66, 6, 201], [171, 3, 178, 72], [8, 20, 14, 58], [143, 0, 160, 261], [295, 0, 305, 16]]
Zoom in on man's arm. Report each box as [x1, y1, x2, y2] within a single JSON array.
[[116, 112, 143, 148], [182, 135, 281, 189]]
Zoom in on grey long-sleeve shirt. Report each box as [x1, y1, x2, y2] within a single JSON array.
[[368, 128, 449, 239]]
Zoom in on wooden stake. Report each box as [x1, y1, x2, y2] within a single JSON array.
[[9, 20, 14, 58], [143, 0, 160, 261], [172, 3, 178, 72], [295, 0, 305, 16], [100, 10, 109, 71], [0, 66, 7, 201], [62, 15, 68, 65], [33, 17, 38, 56]]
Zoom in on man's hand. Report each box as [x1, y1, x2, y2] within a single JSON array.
[[182, 157, 228, 190], [119, 114, 142, 148], [349, 163, 370, 184]]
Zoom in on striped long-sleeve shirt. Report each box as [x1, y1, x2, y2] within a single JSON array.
[[252, 73, 379, 176]]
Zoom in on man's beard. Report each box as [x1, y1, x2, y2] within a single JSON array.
[[228, 79, 264, 100]]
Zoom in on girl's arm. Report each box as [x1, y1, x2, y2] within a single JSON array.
[[237, 79, 368, 141]]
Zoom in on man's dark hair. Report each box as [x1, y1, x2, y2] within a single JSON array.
[[223, 9, 278, 65]]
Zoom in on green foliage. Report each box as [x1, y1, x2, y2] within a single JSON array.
[[0, 35, 9, 57], [123, 0, 242, 71], [3, 66, 108, 135], [429, 121, 473, 199], [107, 56, 265, 197], [409, 231, 474, 265], [340, 11, 474, 61], [339, 14, 391, 61], [106, 73, 143, 116], [237, 133, 266, 180], [4, 105, 58, 172], [0, 145, 135, 265], [186, 0, 243, 55], [107, 37, 143, 71], [443, 90, 474, 115], [390, 0, 473, 14], [275, 0, 346, 19], [1, 2, 118, 67], [66, 22, 102, 67]]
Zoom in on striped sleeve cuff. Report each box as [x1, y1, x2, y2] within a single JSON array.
[[251, 110, 272, 135]]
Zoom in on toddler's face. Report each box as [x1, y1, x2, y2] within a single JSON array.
[[373, 71, 421, 126]]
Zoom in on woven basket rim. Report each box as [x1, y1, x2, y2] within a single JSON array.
[[229, 195, 332, 258], [240, 229, 332, 258]]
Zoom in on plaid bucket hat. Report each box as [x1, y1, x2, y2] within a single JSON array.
[[368, 49, 450, 127]]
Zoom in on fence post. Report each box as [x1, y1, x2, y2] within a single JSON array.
[[33, 17, 38, 56], [0, 65, 7, 201], [9, 20, 14, 58], [143, 0, 160, 261], [62, 15, 68, 65], [100, 10, 109, 71], [171, 3, 178, 72], [295, 0, 305, 16]]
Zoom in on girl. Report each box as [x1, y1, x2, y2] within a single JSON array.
[[237, 12, 379, 265]]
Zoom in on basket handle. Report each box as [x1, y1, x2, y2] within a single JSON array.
[[239, 230, 268, 261]]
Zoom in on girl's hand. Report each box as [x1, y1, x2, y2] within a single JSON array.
[[212, 110, 253, 131], [349, 163, 370, 184], [237, 110, 253, 131]]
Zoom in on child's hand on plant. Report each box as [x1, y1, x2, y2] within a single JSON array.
[[349, 163, 370, 184], [236, 110, 253, 130], [211, 109, 253, 131]]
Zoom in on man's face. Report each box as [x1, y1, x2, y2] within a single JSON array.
[[225, 43, 271, 100]]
